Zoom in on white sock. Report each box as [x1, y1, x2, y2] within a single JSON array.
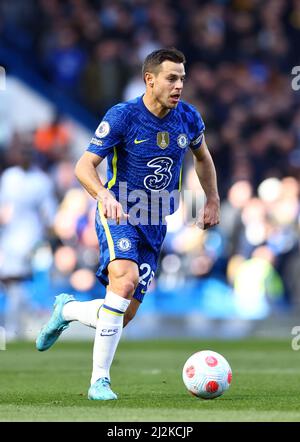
[[62, 299, 104, 329], [91, 291, 130, 385]]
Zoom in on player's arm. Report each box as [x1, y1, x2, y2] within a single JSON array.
[[75, 151, 127, 222], [75, 151, 106, 198], [191, 136, 220, 229]]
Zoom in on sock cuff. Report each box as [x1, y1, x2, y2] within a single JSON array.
[[104, 291, 130, 313]]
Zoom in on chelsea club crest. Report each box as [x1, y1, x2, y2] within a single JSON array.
[[177, 133, 188, 148], [117, 238, 132, 252]]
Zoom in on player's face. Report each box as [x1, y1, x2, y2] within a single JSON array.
[[152, 61, 185, 109]]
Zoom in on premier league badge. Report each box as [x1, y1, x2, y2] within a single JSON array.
[[95, 121, 110, 138]]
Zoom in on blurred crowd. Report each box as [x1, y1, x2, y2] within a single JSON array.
[[1, 0, 300, 338], [2, 0, 300, 190]]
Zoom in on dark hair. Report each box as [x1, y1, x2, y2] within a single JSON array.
[[142, 48, 186, 80]]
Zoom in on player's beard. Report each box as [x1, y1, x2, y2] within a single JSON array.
[[167, 100, 179, 109], [167, 92, 181, 108], [154, 90, 179, 111], [160, 94, 178, 110]]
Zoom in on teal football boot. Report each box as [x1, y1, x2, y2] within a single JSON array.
[[88, 377, 118, 401], [36, 293, 75, 351]]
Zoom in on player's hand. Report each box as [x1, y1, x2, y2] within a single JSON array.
[[197, 196, 220, 230], [97, 189, 129, 224]]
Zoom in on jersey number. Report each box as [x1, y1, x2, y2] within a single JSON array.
[[144, 157, 173, 191], [139, 263, 155, 290]]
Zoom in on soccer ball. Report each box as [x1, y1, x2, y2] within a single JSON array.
[[182, 350, 232, 399]]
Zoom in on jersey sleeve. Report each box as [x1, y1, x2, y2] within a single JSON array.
[[87, 105, 127, 158], [189, 108, 205, 151]]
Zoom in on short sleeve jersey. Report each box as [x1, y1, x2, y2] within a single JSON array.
[[87, 96, 205, 219]]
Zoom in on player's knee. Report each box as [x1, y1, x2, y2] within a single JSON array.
[[120, 279, 137, 298], [108, 261, 139, 298], [109, 267, 139, 298]]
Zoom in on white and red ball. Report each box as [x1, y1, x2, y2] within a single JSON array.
[[182, 350, 232, 399]]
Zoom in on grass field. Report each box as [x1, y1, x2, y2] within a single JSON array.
[[0, 339, 300, 422]]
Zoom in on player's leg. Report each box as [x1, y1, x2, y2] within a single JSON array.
[[36, 293, 76, 351], [124, 297, 141, 327], [36, 205, 133, 350], [36, 245, 141, 351], [88, 258, 139, 400], [36, 292, 140, 352], [61, 298, 104, 328], [61, 295, 140, 329]]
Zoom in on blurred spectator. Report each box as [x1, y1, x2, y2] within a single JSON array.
[[81, 39, 130, 114], [34, 113, 71, 169], [123, 68, 145, 102], [233, 246, 285, 319], [42, 25, 87, 95], [0, 141, 57, 338]]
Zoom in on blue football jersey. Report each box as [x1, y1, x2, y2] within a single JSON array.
[[87, 95, 205, 222]]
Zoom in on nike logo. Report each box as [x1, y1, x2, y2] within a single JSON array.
[[134, 138, 149, 144], [141, 289, 147, 294]]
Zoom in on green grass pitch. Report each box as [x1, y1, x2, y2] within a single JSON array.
[[0, 339, 300, 422]]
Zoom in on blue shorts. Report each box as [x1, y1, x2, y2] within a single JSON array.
[[95, 203, 167, 302]]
